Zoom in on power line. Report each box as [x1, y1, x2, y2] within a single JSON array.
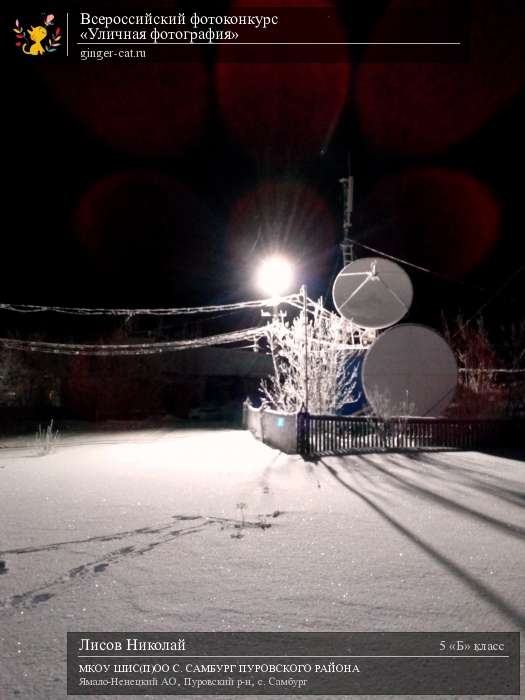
[[350, 238, 458, 278], [459, 261, 525, 332], [130, 307, 262, 337], [0, 295, 300, 317], [0, 293, 373, 355], [347, 236, 491, 295], [459, 368, 525, 374], [0, 327, 271, 357]]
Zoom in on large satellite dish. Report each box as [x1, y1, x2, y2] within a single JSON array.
[[333, 257, 413, 329], [362, 324, 458, 417]]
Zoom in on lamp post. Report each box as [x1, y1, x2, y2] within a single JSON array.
[[301, 284, 308, 413]]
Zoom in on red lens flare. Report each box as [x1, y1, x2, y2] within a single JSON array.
[[42, 63, 209, 158], [216, 0, 350, 165], [228, 178, 337, 282], [357, 0, 525, 156], [74, 171, 216, 292], [358, 169, 500, 278]]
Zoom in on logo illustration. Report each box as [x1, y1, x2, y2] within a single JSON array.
[[13, 14, 61, 55]]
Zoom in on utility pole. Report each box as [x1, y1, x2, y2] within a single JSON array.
[[301, 284, 309, 413], [339, 155, 355, 267]]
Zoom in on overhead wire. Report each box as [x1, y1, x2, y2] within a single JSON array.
[[334, 237, 523, 339], [457, 261, 525, 334], [0, 327, 272, 357], [0, 295, 300, 317]]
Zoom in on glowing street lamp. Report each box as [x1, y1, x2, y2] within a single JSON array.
[[256, 256, 294, 299]]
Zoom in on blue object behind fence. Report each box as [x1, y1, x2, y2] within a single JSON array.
[[338, 354, 368, 416]]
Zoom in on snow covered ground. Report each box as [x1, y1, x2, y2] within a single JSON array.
[[0, 425, 524, 699]]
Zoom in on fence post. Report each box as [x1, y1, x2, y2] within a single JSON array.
[[297, 410, 310, 457], [242, 399, 249, 429]]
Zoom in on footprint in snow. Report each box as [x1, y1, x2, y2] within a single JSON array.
[[32, 593, 53, 605]]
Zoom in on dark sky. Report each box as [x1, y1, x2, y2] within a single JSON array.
[[2, 0, 525, 341]]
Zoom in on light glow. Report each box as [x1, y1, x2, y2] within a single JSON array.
[[257, 256, 294, 298]]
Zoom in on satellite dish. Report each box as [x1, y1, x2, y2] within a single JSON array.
[[333, 257, 413, 329], [362, 324, 458, 417]]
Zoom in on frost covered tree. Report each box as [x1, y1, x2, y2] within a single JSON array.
[[443, 315, 510, 417], [259, 300, 364, 414]]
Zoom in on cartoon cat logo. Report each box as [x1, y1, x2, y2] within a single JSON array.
[[13, 14, 61, 55]]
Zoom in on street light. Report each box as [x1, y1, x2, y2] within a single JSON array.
[[256, 256, 294, 299]]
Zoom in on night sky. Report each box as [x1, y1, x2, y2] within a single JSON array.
[[3, 0, 525, 343]]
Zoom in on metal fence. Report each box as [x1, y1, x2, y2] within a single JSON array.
[[297, 413, 524, 457]]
